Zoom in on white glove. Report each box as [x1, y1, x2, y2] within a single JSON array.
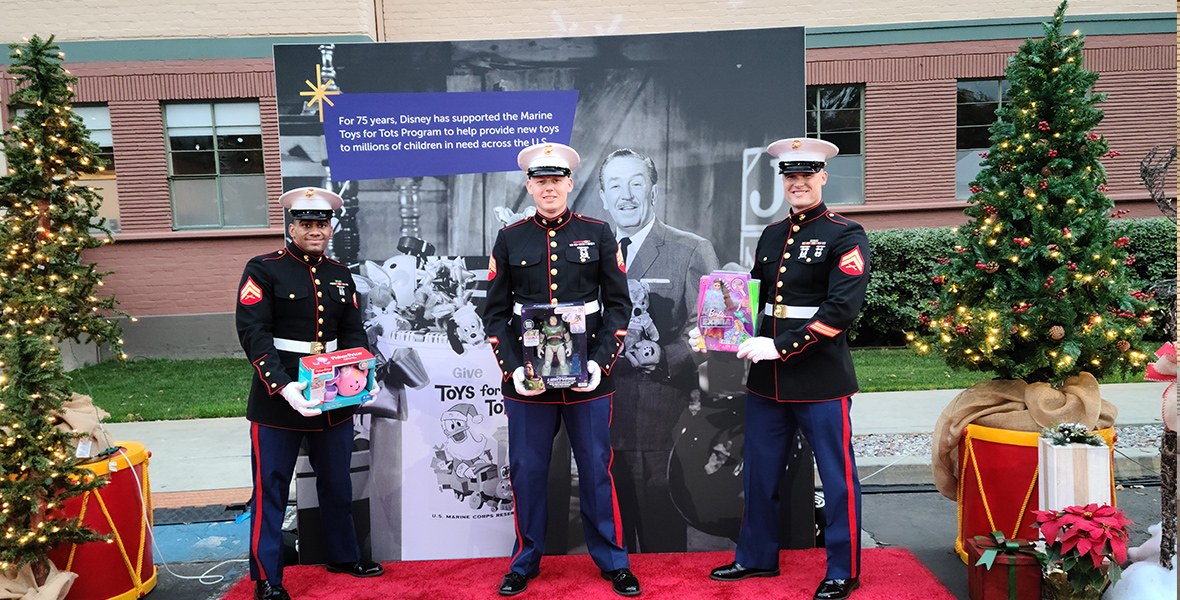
[[361, 381, 381, 407], [281, 381, 322, 417], [736, 336, 780, 363], [512, 367, 545, 397], [577, 360, 602, 392], [688, 327, 707, 353]]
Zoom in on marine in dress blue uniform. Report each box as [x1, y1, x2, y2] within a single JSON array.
[[705, 139, 871, 600], [482, 143, 640, 597], [236, 187, 384, 600]]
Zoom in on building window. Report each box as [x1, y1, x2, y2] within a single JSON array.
[[14, 105, 119, 232], [956, 79, 1012, 199], [806, 84, 863, 205], [74, 106, 120, 232], [165, 102, 267, 229]]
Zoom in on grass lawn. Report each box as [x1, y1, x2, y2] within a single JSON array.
[[69, 358, 250, 423], [69, 348, 1152, 422], [853, 348, 986, 392]]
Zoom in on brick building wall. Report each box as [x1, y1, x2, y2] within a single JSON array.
[[804, 33, 1176, 228], [33, 31, 1171, 318], [0, 58, 286, 319], [0, 2, 1172, 358], [86, 235, 278, 315]]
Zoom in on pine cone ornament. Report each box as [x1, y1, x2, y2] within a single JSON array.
[[1116, 340, 1130, 352], [1009, 325, 1019, 334], [1053, 290, 1067, 300], [984, 262, 999, 274], [1079, 144, 1087, 154], [1036, 139, 1049, 147], [1047, 244, 1059, 253], [1024, 187, 1035, 197], [1049, 325, 1065, 340], [1096, 269, 1109, 278], [1041, 166, 1053, 177]]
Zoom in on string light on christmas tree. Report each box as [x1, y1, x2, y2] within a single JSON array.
[[0, 35, 127, 582], [909, 1, 1153, 385]]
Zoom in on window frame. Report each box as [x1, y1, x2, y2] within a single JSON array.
[[163, 100, 268, 231], [955, 79, 1013, 200], [15, 104, 120, 232], [805, 83, 865, 206]]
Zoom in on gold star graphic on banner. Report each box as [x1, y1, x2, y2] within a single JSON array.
[[299, 64, 340, 123]]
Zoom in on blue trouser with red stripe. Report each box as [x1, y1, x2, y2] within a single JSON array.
[[249, 421, 360, 584], [505, 395, 630, 576], [736, 392, 862, 580]]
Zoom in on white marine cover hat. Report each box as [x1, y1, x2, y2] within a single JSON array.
[[279, 187, 343, 221], [767, 138, 840, 174], [517, 142, 580, 177]]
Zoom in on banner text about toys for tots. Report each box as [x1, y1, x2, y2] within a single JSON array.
[[323, 90, 578, 180]]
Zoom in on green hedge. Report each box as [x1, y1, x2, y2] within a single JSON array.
[[1110, 217, 1177, 340], [851, 218, 1176, 345]]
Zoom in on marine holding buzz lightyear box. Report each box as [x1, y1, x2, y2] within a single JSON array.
[[481, 142, 641, 598]]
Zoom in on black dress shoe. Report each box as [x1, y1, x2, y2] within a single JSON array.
[[814, 577, 860, 600], [498, 570, 538, 596], [326, 559, 385, 577], [254, 581, 291, 600], [600, 568, 641, 596], [709, 562, 781, 581]]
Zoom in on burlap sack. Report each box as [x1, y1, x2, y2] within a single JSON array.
[[0, 394, 111, 459], [55, 393, 113, 460], [932, 372, 1117, 500], [0, 562, 76, 600]]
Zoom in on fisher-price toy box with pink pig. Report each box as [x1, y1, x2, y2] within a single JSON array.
[[298, 347, 377, 411]]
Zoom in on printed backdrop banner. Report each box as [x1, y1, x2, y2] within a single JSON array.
[[396, 339, 512, 560], [274, 28, 811, 562]]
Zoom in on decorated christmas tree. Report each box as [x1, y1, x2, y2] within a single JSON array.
[[0, 35, 126, 585], [912, 2, 1153, 385]]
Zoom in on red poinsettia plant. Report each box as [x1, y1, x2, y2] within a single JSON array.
[[1032, 503, 1132, 597]]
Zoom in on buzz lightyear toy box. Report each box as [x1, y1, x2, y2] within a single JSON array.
[[298, 347, 377, 411], [696, 271, 759, 352], [521, 302, 589, 389]]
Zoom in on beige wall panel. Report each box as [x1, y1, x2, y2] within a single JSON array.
[[1, 0, 376, 42], [379, 0, 1173, 42], [1, 0, 1169, 44]]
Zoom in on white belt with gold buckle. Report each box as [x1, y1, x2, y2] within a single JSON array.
[[763, 304, 819, 319], [273, 338, 338, 354], [513, 300, 600, 316]]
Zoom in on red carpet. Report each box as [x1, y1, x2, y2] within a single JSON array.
[[221, 549, 955, 600]]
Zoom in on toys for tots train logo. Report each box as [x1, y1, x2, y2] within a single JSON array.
[[429, 403, 512, 513]]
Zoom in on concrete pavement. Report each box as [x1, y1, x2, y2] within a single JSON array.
[[88, 381, 1168, 600], [101, 381, 1170, 496]]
